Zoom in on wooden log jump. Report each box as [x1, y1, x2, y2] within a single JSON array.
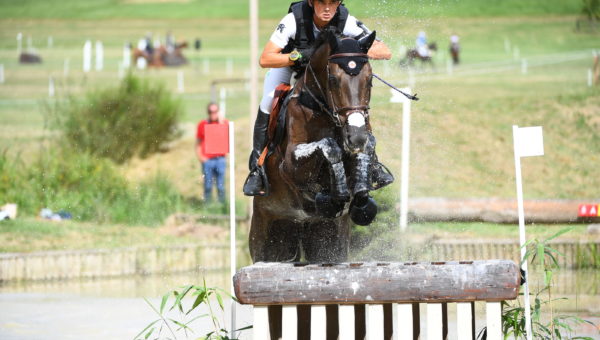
[[234, 260, 521, 340]]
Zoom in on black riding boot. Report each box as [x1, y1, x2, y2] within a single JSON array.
[[243, 109, 270, 196]]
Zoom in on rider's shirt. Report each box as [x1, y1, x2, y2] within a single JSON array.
[[270, 12, 364, 49]]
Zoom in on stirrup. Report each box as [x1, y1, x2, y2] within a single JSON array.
[[243, 166, 270, 196], [370, 162, 395, 190]]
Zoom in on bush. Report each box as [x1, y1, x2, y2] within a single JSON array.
[[0, 149, 183, 226], [50, 74, 182, 164], [582, 0, 600, 20]]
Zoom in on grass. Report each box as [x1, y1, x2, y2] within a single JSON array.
[[0, 218, 205, 253], [0, 8, 599, 250], [0, 0, 585, 19]]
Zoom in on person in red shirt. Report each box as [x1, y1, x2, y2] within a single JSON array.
[[196, 103, 228, 203]]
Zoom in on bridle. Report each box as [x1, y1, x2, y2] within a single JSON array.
[[303, 52, 371, 127]]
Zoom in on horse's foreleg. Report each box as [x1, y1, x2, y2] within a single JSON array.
[[293, 137, 350, 202]]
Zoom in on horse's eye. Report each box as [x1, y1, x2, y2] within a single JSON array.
[[328, 75, 339, 88]]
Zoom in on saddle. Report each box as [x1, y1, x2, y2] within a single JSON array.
[[257, 83, 293, 167]]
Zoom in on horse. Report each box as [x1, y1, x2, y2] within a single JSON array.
[[250, 27, 383, 339], [400, 42, 438, 68], [131, 41, 188, 68], [449, 42, 460, 65]]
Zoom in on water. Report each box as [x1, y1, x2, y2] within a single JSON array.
[[0, 269, 597, 339]]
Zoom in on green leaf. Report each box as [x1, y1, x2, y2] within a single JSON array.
[[537, 243, 545, 267], [188, 290, 208, 314], [132, 319, 160, 340], [216, 292, 224, 311], [544, 270, 553, 286], [160, 292, 170, 314], [545, 227, 572, 241]]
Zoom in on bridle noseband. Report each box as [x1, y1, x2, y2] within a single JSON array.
[[303, 52, 371, 127]]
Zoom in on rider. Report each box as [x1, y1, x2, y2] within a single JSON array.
[[243, 0, 394, 196], [416, 31, 429, 58]]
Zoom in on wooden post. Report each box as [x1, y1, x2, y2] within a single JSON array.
[[282, 305, 297, 340], [457, 302, 475, 340], [393, 303, 415, 340], [427, 303, 447, 340], [366, 304, 384, 340], [311, 305, 327, 340], [253, 306, 270, 339], [486, 302, 502, 340], [338, 305, 355, 339]]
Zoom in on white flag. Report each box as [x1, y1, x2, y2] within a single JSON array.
[[514, 126, 544, 158]]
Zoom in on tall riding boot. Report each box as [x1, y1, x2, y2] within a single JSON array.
[[243, 109, 270, 196]]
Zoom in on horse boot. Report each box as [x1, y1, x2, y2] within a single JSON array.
[[348, 153, 378, 225], [243, 109, 270, 196]]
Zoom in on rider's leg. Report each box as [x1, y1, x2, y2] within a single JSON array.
[[243, 67, 293, 196]]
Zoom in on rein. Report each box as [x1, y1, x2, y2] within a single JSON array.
[[302, 52, 371, 127]]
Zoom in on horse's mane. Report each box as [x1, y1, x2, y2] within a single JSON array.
[[307, 27, 345, 59]]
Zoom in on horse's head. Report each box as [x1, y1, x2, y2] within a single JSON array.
[[307, 29, 377, 154]]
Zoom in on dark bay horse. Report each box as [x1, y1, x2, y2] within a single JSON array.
[[250, 29, 381, 265]]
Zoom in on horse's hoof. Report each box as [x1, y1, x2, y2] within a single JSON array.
[[349, 195, 377, 226], [315, 192, 345, 218]]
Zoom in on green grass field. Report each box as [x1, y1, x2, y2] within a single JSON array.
[[0, 0, 585, 19], [0, 1, 599, 250]]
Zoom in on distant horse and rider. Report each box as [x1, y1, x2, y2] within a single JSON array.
[[131, 32, 189, 67], [400, 31, 437, 68]]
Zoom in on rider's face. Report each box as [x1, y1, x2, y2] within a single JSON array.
[[311, 0, 341, 25]]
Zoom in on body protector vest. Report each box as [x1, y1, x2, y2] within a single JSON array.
[[282, 0, 349, 53]]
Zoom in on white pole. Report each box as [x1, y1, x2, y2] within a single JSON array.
[[400, 88, 412, 231], [226, 58, 234, 76], [513, 46, 520, 60], [249, 0, 259, 220], [48, 76, 55, 98], [512, 125, 533, 340], [446, 59, 453, 75], [203, 58, 210, 74], [0, 64, 4, 84], [95, 41, 104, 71], [48, 36, 53, 49], [123, 44, 131, 69], [177, 70, 184, 93], [83, 40, 92, 73], [63, 58, 70, 78], [17, 33, 22, 55], [521, 59, 527, 75], [588, 68, 593, 87], [228, 121, 237, 335], [118, 62, 125, 79], [220, 87, 227, 118]]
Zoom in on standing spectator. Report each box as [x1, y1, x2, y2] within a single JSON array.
[[196, 103, 228, 203]]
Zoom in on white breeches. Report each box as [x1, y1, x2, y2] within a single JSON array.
[[259, 67, 294, 114]]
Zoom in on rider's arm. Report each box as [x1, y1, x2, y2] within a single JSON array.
[[259, 41, 294, 68], [368, 40, 392, 60]]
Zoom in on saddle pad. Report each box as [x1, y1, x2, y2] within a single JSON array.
[[258, 83, 292, 167]]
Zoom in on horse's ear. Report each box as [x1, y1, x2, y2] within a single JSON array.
[[358, 31, 376, 53], [328, 32, 339, 52]]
